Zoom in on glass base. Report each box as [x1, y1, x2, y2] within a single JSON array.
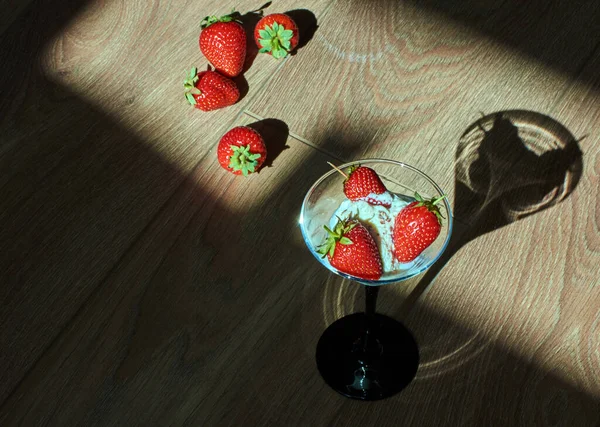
[[316, 313, 419, 401]]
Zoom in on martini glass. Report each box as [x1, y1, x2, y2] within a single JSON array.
[[299, 159, 453, 400]]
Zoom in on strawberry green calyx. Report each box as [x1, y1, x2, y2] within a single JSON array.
[[414, 192, 446, 224], [184, 67, 201, 105], [317, 218, 356, 258], [345, 164, 360, 182], [228, 145, 262, 177], [200, 10, 240, 28], [258, 22, 294, 59]]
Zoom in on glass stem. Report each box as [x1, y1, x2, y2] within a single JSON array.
[[361, 285, 380, 356], [365, 285, 379, 317]]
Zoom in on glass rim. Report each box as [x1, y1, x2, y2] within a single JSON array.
[[299, 158, 454, 285]]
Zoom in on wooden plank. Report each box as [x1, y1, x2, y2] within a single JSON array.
[[0, 114, 349, 425], [330, 208, 599, 425], [405, 0, 600, 88], [2, 0, 599, 424], [320, 36, 600, 426], [220, 0, 600, 424], [0, 0, 36, 36], [245, 0, 600, 203], [5, 108, 596, 426], [0, 0, 329, 407], [0, 0, 322, 206]]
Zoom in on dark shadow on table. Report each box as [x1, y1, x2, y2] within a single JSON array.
[[286, 9, 318, 52], [239, 9, 265, 74], [396, 0, 600, 88], [0, 1, 372, 420], [246, 118, 290, 168], [0, 0, 325, 422]]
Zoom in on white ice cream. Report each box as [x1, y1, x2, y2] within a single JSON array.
[[329, 192, 414, 276]]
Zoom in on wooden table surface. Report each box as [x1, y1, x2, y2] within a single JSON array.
[[1, 0, 599, 425]]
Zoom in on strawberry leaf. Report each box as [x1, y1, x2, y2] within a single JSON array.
[[272, 48, 287, 59], [185, 93, 196, 105], [411, 192, 446, 224], [228, 144, 262, 176], [257, 22, 295, 59], [184, 68, 202, 105], [200, 10, 240, 28], [317, 218, 356, 259], [344, 164, 360, 183], [200, 16, 219, 28], [432, 195, 446, 206]]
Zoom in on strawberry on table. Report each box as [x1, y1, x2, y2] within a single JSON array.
[[254, 13, 299, 59], [217, 126, 267, 176], [200, 12, 246, 77], [318, 218, 383, 281], [343, 165, 388, 205], [184, 67, 239, 111], [393, 193, 446, 263]]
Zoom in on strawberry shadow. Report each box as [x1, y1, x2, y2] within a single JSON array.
[[232, 73, 249, 102], [246, 118, 290, 169], [285, 9, 318, 52], [238, 10, 266, 74]]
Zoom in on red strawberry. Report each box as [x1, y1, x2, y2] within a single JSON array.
[[184, 67, 239, 111], [217, 126, 267, 176], [254, 13, 299, 59], [199, 13, 246, 77], [318, 218, 383, 280], [393, 193, 446, 262], [343, 165, 388, 205]]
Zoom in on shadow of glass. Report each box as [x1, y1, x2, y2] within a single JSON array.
[[455, 110, 583, 236], [400, 110, 583, 314]]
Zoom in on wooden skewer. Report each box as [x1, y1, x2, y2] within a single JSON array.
[[327, 161, 348, 179]]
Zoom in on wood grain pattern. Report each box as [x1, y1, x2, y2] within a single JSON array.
[[247, 0, 600, 199], [2, 0, 600, 425], [0, 115, 342, 426], [0, 0, 36, 36], [0, 0, 328, 410]]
